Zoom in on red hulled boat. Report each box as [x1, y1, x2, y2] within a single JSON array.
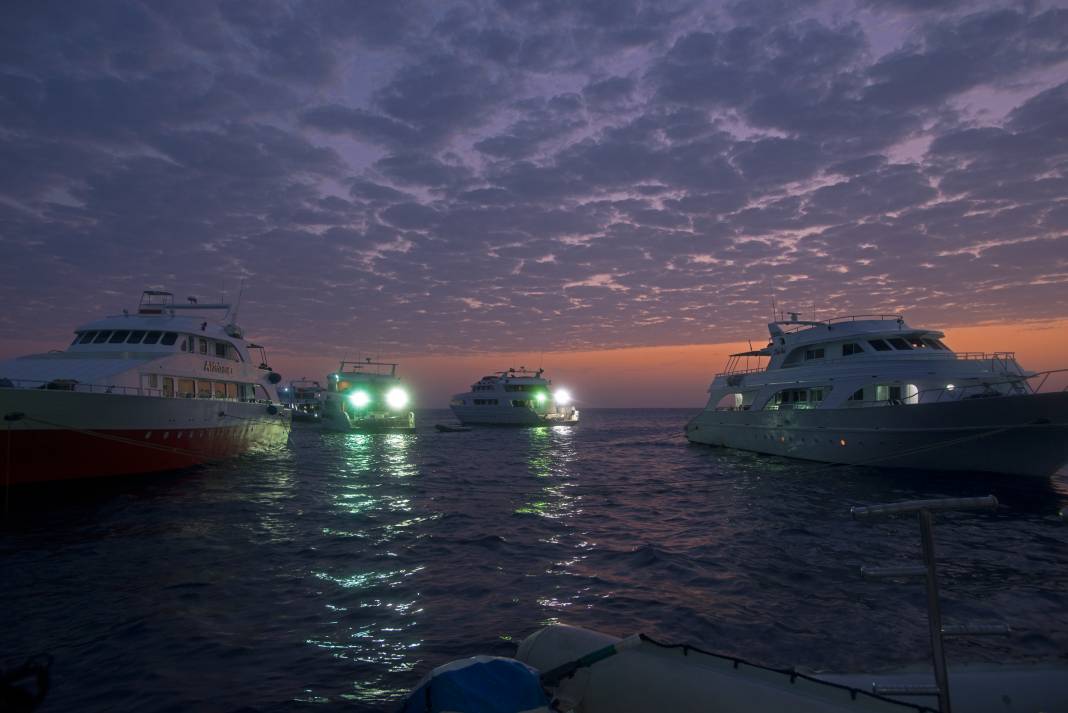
[[0, 290, 291, 485]]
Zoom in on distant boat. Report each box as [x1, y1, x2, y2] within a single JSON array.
[[434, 423, 471, 433], [685, 313, 1068, 477], [450, 367, 578, 426], [279, 378, 323, 422], [0, 290, 291, 485], [320, 359, 415, 432]]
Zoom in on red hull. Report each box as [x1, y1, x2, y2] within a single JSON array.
[[0, 423, 289, 485]]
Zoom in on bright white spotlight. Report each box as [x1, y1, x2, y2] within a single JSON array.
[[554, 388, 571, 405], [386, 387, 409, 410], [348, 390, 371, 408]]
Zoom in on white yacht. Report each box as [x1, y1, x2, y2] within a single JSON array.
[[320, 359, 415, 432], [450, 368, 578, 426], [685, 313, 1068, 477], [0, 290, 291, 484]]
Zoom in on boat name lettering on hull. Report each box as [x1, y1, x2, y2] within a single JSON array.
[[203, 360, 233, 375]]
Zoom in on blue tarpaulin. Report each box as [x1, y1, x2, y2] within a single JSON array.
[[399, 656, 551, 713]]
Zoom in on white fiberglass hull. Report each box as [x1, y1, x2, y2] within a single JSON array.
[[517, 625, 1068, 713], [450, 404, 579, 426], [685, 392, 1068, 477]]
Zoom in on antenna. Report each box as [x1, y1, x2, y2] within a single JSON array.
[[231, 279, 246, 323]]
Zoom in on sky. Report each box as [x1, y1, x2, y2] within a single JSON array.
[[1, 0, 1066, 406]]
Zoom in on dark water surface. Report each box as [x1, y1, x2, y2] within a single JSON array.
[[3, 409, 1067, 712]]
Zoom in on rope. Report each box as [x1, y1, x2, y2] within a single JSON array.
[[637, 634, 937, 712]]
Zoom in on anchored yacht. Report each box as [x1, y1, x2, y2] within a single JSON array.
[[0, 290, 291, 485], [450, 368, 578, 426], [685, 313, 1068, 477], [280, 378, 324, 422], [320, 359, 414, 432]]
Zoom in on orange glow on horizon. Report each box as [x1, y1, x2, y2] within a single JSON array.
[[270, 319, 1068, 408]]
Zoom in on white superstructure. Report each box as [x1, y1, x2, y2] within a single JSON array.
[[450, 368, 578, 426], [685, 314, 1068, 477]]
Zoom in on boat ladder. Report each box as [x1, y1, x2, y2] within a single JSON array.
[[851, 495, 1008, 713]]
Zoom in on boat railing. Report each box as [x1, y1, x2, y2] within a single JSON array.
[[0, 378, 153, 396], [823, 313, 903, 324]]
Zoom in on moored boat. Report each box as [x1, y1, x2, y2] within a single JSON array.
[[450, 368, 578, 426], [0, 290, 291, 485], [685, 313, 1068, 477], [320, 359, 415, 432], [280, 378, 324, 422]]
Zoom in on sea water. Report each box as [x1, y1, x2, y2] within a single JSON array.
[[3, 409, 1066, 711]]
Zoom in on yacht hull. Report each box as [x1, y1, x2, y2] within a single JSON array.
[[0, 388, 291, 485], [685, 392, 1068, 477], [450, 405, 579, 426]]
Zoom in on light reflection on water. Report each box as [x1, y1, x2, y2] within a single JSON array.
[[3, 410, 1066, 713]]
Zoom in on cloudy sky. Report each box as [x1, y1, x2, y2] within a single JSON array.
[[1, 0, 1066, 397]]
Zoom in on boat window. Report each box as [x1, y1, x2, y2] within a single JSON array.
[[227, 344, 242, 362], [474, 399, 499, 405], [842, 343, 863, 356], [92, 331, 112, 344], [160, 332, 178, 346], [887, 338, 911, 350], [907, 336, 927, 348], [213, 382, 226, 399], [197, 380, 212, 398], [214, 342, 227, 358], [876, 385, 903, 403], [163, 377, 174, 398], [848, 388, 864, 401], [804, 348, 825, 360], [79, 331, 98, 344], [178, 378, 195, 398], [935, 339, 950, 350], [108, 330, 130, 343], [143, 331, 162, 345], [240, 383, 255, 401], [511, 400, 529, 407], [198, 338, 208, 355], [71, 333, 82, 345], [226, 383, 238, 400], [922, 338, 943, 350], [867, 339, 892, 351], [127, 331, 146, 344]]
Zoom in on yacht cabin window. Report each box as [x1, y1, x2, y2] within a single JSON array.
[[79, 331, 98, 344], [92, 331, 112, 344], [922, 338, 945, 350], [848, 388, 865, 401], [867, 339, 892, 351], [108, 330, 130, 343], [804, 348, 825, 361], [887, 337, 911, 350], [163, 377, 174, 398], [197, 380, 212, 398], [198, 338, 208, 355], [226, 383, 238, 400], [213, 382, 226, 399], [215, 342, 227, 358], [143, 331, 162, 345], [842, 343, 863, 356], [160, 332, 177, 346], [127, 331, 145, 344], [907, 336, 927, 348], [178, 378, 195, 398]]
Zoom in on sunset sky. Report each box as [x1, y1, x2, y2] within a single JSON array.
[[1, 0, 1066, 406]]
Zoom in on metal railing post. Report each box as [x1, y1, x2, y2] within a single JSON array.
[[919, 509, 951, 713]]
